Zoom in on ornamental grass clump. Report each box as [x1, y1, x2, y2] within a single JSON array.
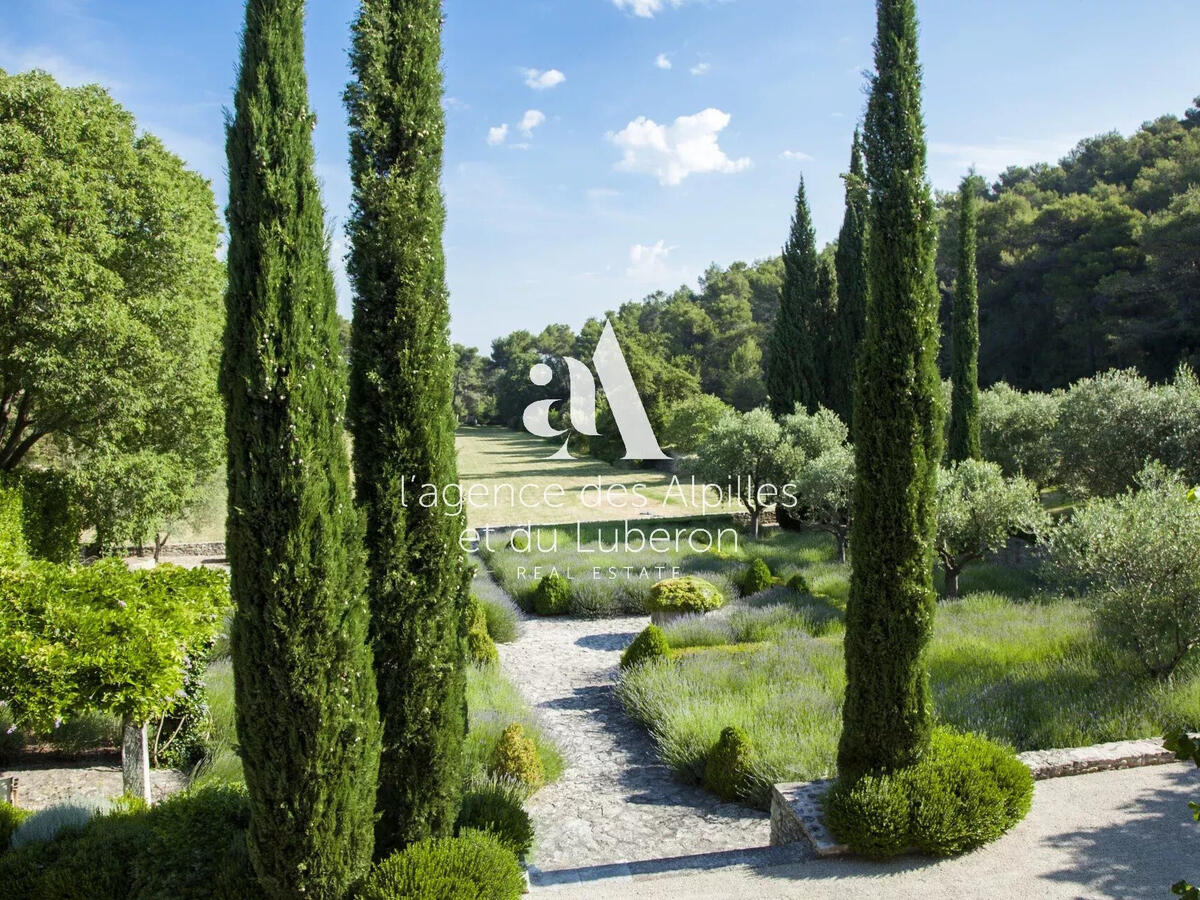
[[825, 728, 1033, 858], [488, 724, 545, 791]]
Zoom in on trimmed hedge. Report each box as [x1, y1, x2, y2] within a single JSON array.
[[646, 576, 724, 615], [356, 829, 524, 900], [704, 726, 757, 803], [488, 724, 544, 790], [620, 625, 670, 670], [532, 573, 571, 616], [825, 729, 1033, 858], [740, 559, 774, 596], [456, 785, 534, 859]]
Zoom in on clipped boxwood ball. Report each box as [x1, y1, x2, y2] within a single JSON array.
[[532, 572, 571, 616], [703, 726, 757, 803], [466, 597, 499, 665], [740, 558, 773, 596], [456, 787, 534, 860], [646, 576, 724, 615], [620, 625, 670, 670], [488, 724, 545, 790], [787, 572, 811, 595], [356, 830, 525, 900]]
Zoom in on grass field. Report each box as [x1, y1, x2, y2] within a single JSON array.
[[170, 426, 738, 544]]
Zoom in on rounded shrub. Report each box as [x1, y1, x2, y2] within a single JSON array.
[[356, 829, 525, 900], [646, 576, 724, 615], [488, 724, 545, 791], [620, 625, 670, 670], [508, 531, 529, 552], [466, 598, 499, 666], [703, 726, 757, 803], [532, 572, 571, 616], [825, 729, 1033, 858], [1, 803, 30, 852], [787, 573, 811, 595], [740, 558, 773, 596], [456, 786, 534, 859], [10, 799, 108, 850]]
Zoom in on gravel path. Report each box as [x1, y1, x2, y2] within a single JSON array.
[[1, 760, 186, 811], [496, 606, 786, 873]]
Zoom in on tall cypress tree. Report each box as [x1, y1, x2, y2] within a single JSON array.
[[838, 0, 944, 780], [345, 0, 469, 856], [814, 249, 840, 408], [222, 0, 380, 895], [832, 130, 869, 429], [948, 175, 982, 462], [767, 177, 820, 416]]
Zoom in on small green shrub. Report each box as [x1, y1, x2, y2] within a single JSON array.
[[620, 625, 670, 670], [646, 576, 724, 615], [0, 486, 27, 565], [488, 724, 545, 790], [10, 799, 108, 849], [356, 829, 525, 900], [508, 531, 529, 552], [1, 803, 30, 852], [825, 729, 1033, 858], [466, 598, 499, 666], [740, 558, 773, 596], [13, 469, 83, 564], [532, 572, 570, 616], [477, 593, 519, 644], [456, 785, 534, 859], [787, 573, 811, 595], [704, 726, 757, 802]]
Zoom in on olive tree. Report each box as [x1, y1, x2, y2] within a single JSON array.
[[1050, 466, 1200, 679], [936, 459, 1048, 598], [787, 444, 855, 563], [688, 409, 799, 537]]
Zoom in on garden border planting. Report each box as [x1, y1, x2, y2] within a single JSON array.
[[769, 734, 1200, 855]]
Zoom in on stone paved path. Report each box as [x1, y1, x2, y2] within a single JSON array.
[[496, 606, 794, 873], [1, 761, 185, 811]]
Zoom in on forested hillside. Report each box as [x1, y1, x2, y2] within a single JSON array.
[[456, 97, 1200, 434]]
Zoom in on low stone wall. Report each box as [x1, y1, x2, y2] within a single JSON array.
[[770, 734, 1196, 856]]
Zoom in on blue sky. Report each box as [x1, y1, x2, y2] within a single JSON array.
[[2, 0, 1197, 353]]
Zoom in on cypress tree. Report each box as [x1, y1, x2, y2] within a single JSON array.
[[814, 249, 839, 408], [345, 0, 469, 856], [222, 0, 380, 895], [767, 177, 820, 416], [832, 130, 869, 428], [948, 175, 983, 462], [838, 0, 944, 781]]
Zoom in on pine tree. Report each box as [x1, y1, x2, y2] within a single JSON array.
[[345, 0, 469, 856], [832, 130, 869, 429], [222, 0, 380, 895], [948, 175, 983, 462], [838, 0, 944, 781], [767, 177, 820, 416]]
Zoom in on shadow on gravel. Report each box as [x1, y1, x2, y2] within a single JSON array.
[[529, 843, 812, 888], [575, 632, 639, 651]]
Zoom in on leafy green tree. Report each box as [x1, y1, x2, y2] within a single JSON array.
[[978, 383, 1063, 487], [788, 444, 856, 563], [780, 404, 849, 460], [0, 69, 223, 545], [453, 345, 495, 424], [832, 130, 869, 428], [346, 0, 469, 855], [839, 0, 944, 781], [1050, 467, 1200, 679], [935, 460, 1047, 597], [687, 409, 798, 538], [222, 0, 380, 894], [660, 394, 731, 454], [948, 175, 982, 463], [767, 178, 820, 416]]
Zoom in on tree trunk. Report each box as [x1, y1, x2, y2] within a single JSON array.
[[153, 532, 169, 563], [121, 718, 151, 804], [750, 507, 761, 539], [836, 533, 848, 564], [945, 566, 960, 599]]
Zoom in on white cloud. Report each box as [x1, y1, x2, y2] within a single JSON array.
[[523, 68, 566, 90], [690, 62, 710, 76], [609, 108, 751, 186], [612, 0, 728, 18], [443, 96, 469, 111], [655, 53, 672, 70], [626, 241, 673, 282], [780, 149, 814, 162], [487, 124, 509, 146], [0, 43, 120, 89], [519, 109, 546, 137]]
